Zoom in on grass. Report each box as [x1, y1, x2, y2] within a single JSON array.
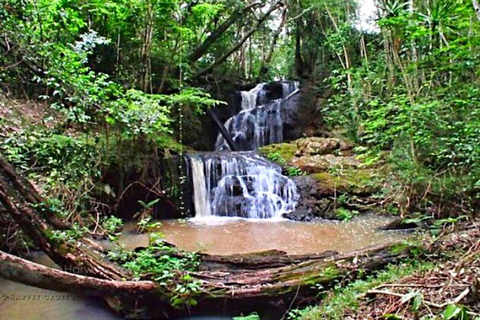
[[294, 260, 436, 320]]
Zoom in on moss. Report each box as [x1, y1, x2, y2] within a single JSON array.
[[258, 142, 298, 163], [272, 262, 341, 284], [312, 168, 382, 194]]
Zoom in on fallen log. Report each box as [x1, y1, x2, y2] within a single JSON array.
[[0, 250, 157, 297], [0, 155, 128, 280]]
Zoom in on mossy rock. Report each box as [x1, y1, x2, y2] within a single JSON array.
[[290, 154, 361, 173], [258, 143, 298, 163], [312, 168, 382, 195]]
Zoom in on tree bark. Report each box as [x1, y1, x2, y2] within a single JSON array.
[[188, 1, 263, 64], [473, 0, 480, 20], [193, 1, 283, 79]]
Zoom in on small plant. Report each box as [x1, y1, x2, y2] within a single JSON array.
[[114, 240, 201, 308], [287, 306, 315, 320], [106, 244, 132, 262], [138, 198, 161, 210], [101, 216, 123, 240], [233, 312, 261, 320], [337, 193, 349, 205], [134, 198, 161, 222], [267, 152, 287, 165], [429, 215, 468, 236], [334, 208, 359, 221], [170, 274, 202, 308], [136, 216, 162, 236], [286, 166, 305, 176], [443, 304, 470, 320], [327, 165, 343, 177], [49, 223, 88, 244]]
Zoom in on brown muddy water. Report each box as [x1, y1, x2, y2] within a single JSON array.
[[119, 215, 405, 255], [0, 216, 406, 320]]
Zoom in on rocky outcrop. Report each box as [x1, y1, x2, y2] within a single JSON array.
[[259, 137, 391, 221]]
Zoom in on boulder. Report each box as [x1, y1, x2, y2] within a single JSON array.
[[295, 137, 341, 156], [290, 154, 361, 173]]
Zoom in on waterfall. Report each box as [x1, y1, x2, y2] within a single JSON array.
[[190, 155, 212, 218], [191, 152, 298, 219], [216, 81, 300, 151], [190, 80, 300, 220], [240, 83, 266, 110]]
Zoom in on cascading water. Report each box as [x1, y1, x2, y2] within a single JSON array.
[[190, 81, 300, 219], [189, 155, 212, 218], [216, 81, 299, 151], [191, 152, 298, 219]]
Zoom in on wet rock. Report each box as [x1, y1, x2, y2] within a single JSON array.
[[283, 209, 315, 221], [291, 154, 361, 173], [380, 218, 420, 231], [258, 137, 391, 222]]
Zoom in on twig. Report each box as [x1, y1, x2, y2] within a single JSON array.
[[374, 283, 469, 290], [453, 288, 470, 304], [366, 288, 471, 309]]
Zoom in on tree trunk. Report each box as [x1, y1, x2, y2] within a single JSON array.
[[188, 2, 263, 64], [193, 1, 283, 79], [258, 7, 287, 80]]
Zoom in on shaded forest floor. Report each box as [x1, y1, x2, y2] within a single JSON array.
[[299, 220, 480, 320]]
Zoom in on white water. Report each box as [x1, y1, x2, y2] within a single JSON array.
[[216, 81, 299, 151], [190, 155, 212, 218], [240, 83, 266, 110], [189, 152, 298, 219]]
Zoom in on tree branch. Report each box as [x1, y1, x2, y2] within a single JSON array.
[[188, 1, 263, 63], [193, 1, 284, 79], [0, 250, 158, 297]]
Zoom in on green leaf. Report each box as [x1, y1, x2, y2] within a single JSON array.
[[233, 313, 260, 320], [444, 304, 468, 320], [411, 293, 423, 311], [382, 314, 402, 320]]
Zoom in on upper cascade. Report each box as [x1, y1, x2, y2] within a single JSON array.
[[215, 80, 299, 151]]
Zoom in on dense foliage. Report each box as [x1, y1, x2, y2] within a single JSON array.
[[306, 0, 479, 216]]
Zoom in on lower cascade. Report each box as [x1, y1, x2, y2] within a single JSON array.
[[187, 152, 298, 219]]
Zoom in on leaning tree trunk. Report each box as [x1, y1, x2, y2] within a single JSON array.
[[193, 1, 284, 79], [0, 156, 126, 280]]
